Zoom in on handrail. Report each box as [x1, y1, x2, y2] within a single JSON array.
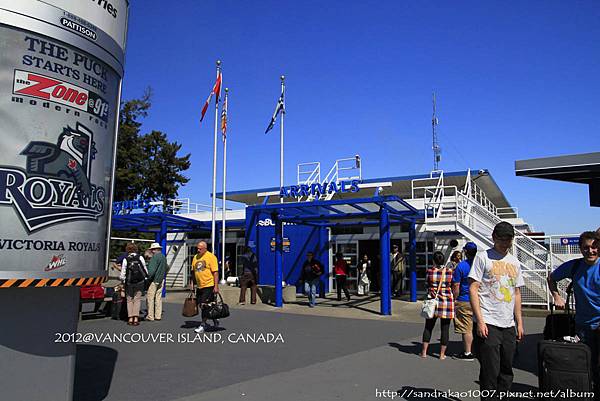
[[460, 192, 565, 263], [323, 162, 338, 184], [463, 169, 472, 195], [420, 172, 568, 304], [426, 196, 554, 305], [297, 162, 320, 185], [170, 198, 225, 214], [424, 191, 565, 276], [496, 207, 519, 218], [453, 194, 550, 269]]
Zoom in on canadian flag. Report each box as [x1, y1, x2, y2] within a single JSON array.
[[200, 71, 222, 122]]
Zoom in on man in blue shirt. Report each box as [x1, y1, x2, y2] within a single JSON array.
[[452, 242, 477, 361], [548, 230, 600, 393]]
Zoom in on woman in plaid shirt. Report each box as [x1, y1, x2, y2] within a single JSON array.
[[420, 251, 455, 359]]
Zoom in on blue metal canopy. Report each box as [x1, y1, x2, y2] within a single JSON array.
[[249, 195, 424, 224], [246, 195, 423, 315], [111, 212, 211, 233]]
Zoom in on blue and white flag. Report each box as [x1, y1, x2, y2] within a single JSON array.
[[265, 90, 285, 134]]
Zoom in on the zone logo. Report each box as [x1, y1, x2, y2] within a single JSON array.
[[13, 70, 109, 121], [45, 254, 67, 271], [0, 123, 105, 233]]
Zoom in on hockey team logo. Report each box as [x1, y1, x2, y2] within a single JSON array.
[[45, 254, 67, 271], [0, 122, 105, 233]]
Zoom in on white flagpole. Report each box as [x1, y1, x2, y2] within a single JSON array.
[[279, 76, 285, 287], [210, 60, 221, 254], [220, 88, 228, 284], [280, 75, 285, 204]]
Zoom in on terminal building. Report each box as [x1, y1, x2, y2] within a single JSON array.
[[113, 157, 579, 310]]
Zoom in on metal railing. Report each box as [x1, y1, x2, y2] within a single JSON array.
[[414, 171, 570, 307], [496, 207, 519, 219], [297, 162, 320, 186], [296, 162, 321, 202], [171, 198, 218, 215]]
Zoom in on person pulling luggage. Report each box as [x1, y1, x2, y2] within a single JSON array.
[[548, 231, 600, 399]]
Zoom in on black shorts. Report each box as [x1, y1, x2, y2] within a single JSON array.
[[196, 286, 215, 305]]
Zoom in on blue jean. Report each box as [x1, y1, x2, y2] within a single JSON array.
[[304, 279, 319, 306]]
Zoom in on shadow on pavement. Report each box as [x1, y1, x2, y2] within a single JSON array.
[[388, 340, 463, 358], [73, 345, 118, 401], [180, 320, 227, 332], [389, 341, 421, 356], [290, 294, 385, 315]]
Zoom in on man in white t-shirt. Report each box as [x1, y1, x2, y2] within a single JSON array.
[[469, 222, 525, 401]]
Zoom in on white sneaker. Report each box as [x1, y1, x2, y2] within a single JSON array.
[[194, 324, 205, 334], [213, 319, 220, 327]]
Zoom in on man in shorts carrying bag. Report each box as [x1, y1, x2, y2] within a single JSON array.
[[190, 241, 220, 333]]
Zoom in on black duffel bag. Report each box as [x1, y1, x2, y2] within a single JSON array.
[[204, 293, 230, 320]]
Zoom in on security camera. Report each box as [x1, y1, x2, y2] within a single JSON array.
[[377, 186, 383, 194], [478, 169, 486, 175]]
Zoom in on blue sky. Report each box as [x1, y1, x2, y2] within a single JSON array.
[[121, 1, 600, 234]]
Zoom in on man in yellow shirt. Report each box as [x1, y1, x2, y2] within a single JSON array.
[[190, 241, 220, 333]]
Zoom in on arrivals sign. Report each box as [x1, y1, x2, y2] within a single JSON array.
[[280, 179, 361, 199], [0, 1, 128, 280]]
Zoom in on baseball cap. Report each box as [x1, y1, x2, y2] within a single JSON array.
[[463, 242, 477, 251], [493, 222, 515, 239]]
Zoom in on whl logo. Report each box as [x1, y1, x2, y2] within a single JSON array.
[[0, 123, 105, 233], [45, 255, 67, 271]]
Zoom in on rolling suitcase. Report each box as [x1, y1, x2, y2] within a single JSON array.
[[537, 340, 593, 399], [543, 304, 576, 340], [543, 263, 578, 341], [110, 291, 128, 321], [539, 260, 594, 400]]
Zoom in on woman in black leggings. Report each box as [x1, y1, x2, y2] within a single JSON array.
[[420, 251, 455, 359]]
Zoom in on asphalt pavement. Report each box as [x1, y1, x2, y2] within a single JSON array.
[[74, 296, 545, 401]]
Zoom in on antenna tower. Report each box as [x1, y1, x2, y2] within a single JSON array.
[[432, 92, 441, 171]]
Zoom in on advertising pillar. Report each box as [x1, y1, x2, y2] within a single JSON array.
[[0, 1, 129, 400]]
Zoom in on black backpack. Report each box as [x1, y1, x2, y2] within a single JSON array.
[[126, 254, 147, 285]]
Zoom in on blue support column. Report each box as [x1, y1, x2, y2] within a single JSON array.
[[274, 213, 283, 307], [379, 208, 391, 315], [409, 220, 417, 302], [158, 219, 168, 298]]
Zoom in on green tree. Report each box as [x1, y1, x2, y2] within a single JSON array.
[[141, 130, 191, 207], [114, 89, 190, 205], [110, 90, 191, 259], [114, 88, 151, 201]]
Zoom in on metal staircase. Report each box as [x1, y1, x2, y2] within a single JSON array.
[[414, 170, 569, 306], [297, 157, 362, 201], [297, 162, 321, 202]]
